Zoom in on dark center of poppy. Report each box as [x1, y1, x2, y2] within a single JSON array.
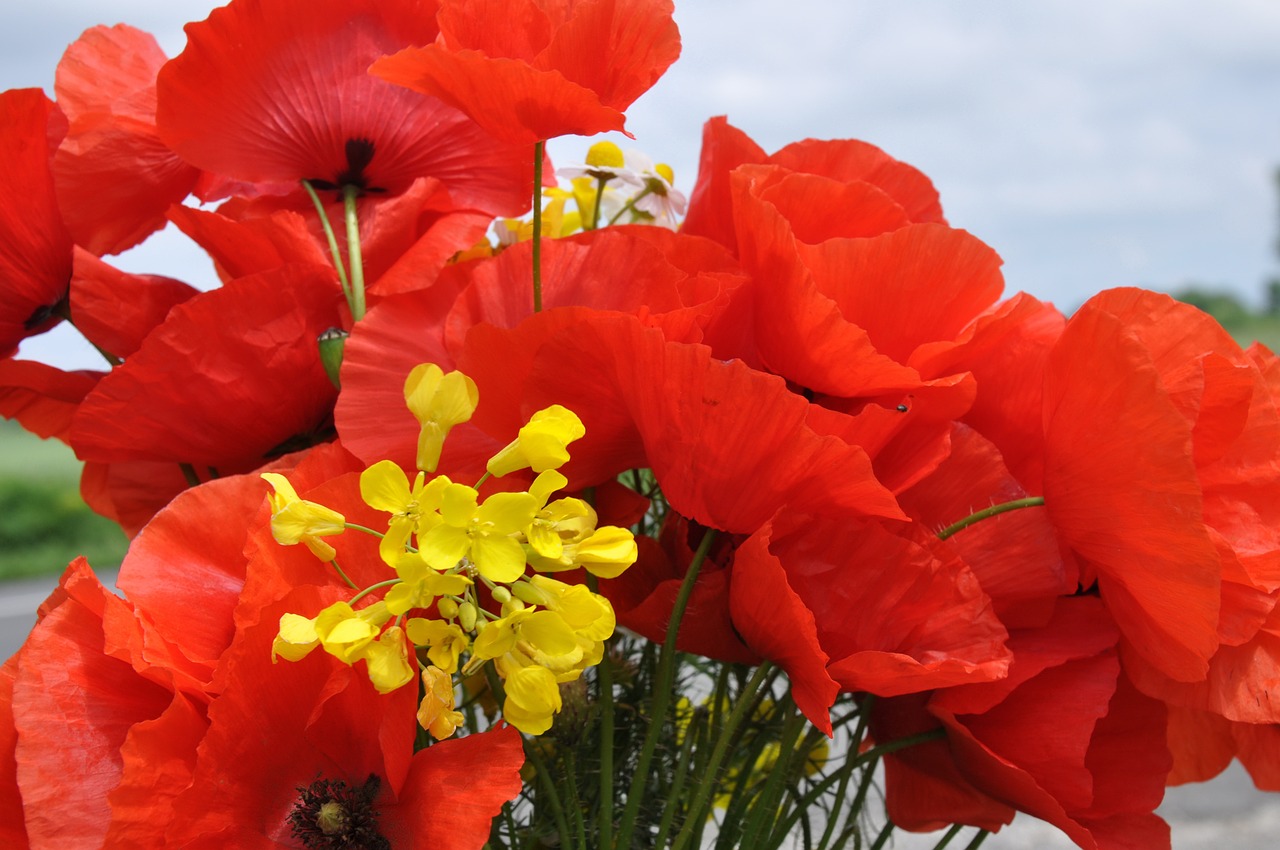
[[310, 138, 385, 194], [287, 774, 390, 850], [24, 289, 69, 332]]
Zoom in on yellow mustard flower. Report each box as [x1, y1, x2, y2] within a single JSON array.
[[360, 625, 416, 694], [404, 363, 478, 473], [385, 552, 472, 617], [360, 462, 451, 566], [525, 469, 596, 560], [418, 482, 537, 583], [260, 473, 346, 561], [406, 617, 469, 674], [486, 405, 585, 478], [418, 665, 464, 740], [272, 612, 321, 663], [501, 663, 563, 736], [314, 600, 393, 664]]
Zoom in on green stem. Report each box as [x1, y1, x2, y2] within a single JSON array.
[[343, 523, 387, 539], [607, 187, 652, 226], [301, 179, 352, 306], [653, 704, 704, 849], [589, 577, 615, 849], [850, 727, 946, 768], [671, 661, 776, 850], [590, 174, 608, 230], [961, 830, 991, 849], [524, 740, 572, 846], [562, 750, 587, 850], [930, 824, 965, 849], [615, 528, 718, 847], [532, 140, 545, 313], [349, 578, 401, 606], [342, 185, 366, 321], [742, 698, 807, 848], [936, 496, 1045, 540], [869, 821, 896, 850], [328, 558, 358, 590]]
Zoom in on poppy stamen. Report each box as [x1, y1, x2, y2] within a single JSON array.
[[310, 137, 384, 194], [287, 773, 390, 850]]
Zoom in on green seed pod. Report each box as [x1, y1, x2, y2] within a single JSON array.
[[317, 327, 349, 389]]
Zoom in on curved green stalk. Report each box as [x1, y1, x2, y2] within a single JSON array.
[[937, 496, 1045, 540], [301, 180, 352, 305], [342, 184, 366, 321]]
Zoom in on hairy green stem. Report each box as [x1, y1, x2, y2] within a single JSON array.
[[615, 528, 718, 846], [532, 140, 545, 313], [937, 496, 1045, 540]]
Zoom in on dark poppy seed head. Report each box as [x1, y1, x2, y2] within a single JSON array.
[[287, 774, 390, 850], [309, 137, 385, 194]]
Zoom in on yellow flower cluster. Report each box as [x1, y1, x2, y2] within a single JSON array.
[[261, 363, 638, 738]]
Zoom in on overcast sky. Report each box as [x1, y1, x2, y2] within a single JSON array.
[[4, 0, 1280, 370]]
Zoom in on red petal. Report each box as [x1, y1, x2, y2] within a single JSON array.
[[70, 266, 342, 468], [159, 0, 530, 213], [0, 90, 72, 357], [0, 657, 30, 850], [1044, 302, 1220, 682], [102, 692, 208, 846], [730, 521, 839, 733], [52, 25, 202, 254], [373, 47, 625, 145], [68, 248, 197, 359], [0, 360, 99, 442], [388, 725, 524, 849], [11, 562, 173, 847], [682, 116, 769, 251]]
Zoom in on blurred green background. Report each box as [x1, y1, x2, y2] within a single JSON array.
[[0, 419, 128, 581]]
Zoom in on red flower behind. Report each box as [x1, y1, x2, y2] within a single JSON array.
[[0, 89, 72, 358], [157, 0, 533, 216], [372, 0, 681, 145], [53, 24, 202, 256]]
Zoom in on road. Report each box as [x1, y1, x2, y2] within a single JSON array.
[[1, 572, 1276, 847]]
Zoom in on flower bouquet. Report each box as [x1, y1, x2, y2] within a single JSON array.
[[2, 1, 1279, 848]]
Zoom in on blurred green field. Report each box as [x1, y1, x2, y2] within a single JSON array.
[[0, 420, 128, 581]]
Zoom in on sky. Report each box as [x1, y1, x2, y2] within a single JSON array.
[[3, 0, 1280, 369]]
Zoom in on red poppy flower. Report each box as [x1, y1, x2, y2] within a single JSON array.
[[724, 162, 1004, 401], [371, 0, 681, 145], [53, 24, 202, 256], [169, 179, 494, 298], [67, 248, 198, 361], [682, 116, 946, 254], [1041, 289, 1280, 688], [873, 598, 1174, 849], [69, 265, 342, 470], [0, 88, 72, 358], [456, 312, 904, 527], [166, 584, 524, 848], [157, 0, 533, 216], [335, 226, 744, 473], [8, 560, 177, 847], [0, 359, 99, 443]]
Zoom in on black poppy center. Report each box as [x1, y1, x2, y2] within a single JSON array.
[[310, 137, 386, 194], [287, 774, 390, 850]]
